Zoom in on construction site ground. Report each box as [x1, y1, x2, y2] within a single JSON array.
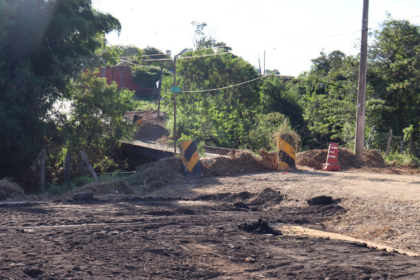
[[2, 168, 420, 279]]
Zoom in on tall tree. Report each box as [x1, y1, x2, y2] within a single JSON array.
[[0, 0, 121, 179], [369, 17, 420, 135]]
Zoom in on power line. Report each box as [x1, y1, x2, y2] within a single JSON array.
[[180, 75, 267, 93], [142, 53, 170, 57], [119, 60, 160, 68], [178, 52, 231, 60], [142, 57, 174, 62]]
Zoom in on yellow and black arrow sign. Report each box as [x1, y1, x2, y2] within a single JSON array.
[[277, 134, 296, 170], [179, 139, 202, 177]]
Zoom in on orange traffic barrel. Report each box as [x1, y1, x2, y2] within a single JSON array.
[[322, 143, 340, 171]]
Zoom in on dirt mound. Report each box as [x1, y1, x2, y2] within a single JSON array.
[[127, 157, 186, 189], [238, 218, 282, 235], [307, 196, 341, 205], [75, 180, 134, 195], [196, 188, 283, 208], [126, 110, 168, 143], [364, 150, 386, 167], [297, 148, 385, 170], [0, 178, 24, 200], [202, 150, 282, 177]]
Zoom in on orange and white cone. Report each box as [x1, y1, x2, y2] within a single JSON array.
[[322, 143, 340, 171]]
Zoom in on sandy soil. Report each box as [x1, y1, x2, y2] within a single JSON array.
[[2, 194, 420, 279], [140, 167, 420, 256]]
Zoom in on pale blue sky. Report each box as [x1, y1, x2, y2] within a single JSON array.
[[93, 0, 420, 76]]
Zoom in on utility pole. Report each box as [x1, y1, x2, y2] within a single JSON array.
[[173, 56, 178, 156], [263, 50, 266, 75], [354, 0, 369, 161], [172, 48, 188, 156], [157, 66, 162, 118]]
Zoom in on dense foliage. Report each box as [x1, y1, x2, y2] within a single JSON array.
[[0, 0, 125, 184]]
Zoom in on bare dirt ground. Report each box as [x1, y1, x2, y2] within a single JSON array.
[[2, 168, 420, 279], [148, 168, 420, 254]]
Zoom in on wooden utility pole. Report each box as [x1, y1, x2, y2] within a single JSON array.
[[263, 50, 266, 75], [173, 57, 177, 156], [354, 0, 369, 161], [386, 129, 393, 154], [157, 66, 162, 118], [40, 151, 45, 192], [64, 152, 71, 183]]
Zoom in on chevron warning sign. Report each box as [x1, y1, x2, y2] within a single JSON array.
[[277, 134, 297, 170], [179, 139, 202, 177]]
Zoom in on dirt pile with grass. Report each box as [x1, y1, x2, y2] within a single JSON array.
[[127, 157, 186, 189], [127, 150, 285, 191], [296, 148, 386, 170], [0, 178, 24, 200], [202, 150, 282, 177]]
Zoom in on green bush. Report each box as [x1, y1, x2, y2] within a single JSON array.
[[384, 152, 420, 167]]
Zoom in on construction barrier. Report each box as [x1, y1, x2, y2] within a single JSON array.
[[277, 134, 296, 170], [323, 143, 340, 171], [133, 115, 143, 126], [179, 139, 202, 177]]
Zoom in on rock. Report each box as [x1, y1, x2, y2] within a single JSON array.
[[73, 193, 94, 201], [307, 196, 333, 205], [23, 268, 43, 277], [245, 257, 256, 263], [0, 191, 7, 201]]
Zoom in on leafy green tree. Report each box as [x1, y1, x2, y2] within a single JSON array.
[[191, 21, 232, 51], [141, 46, 174, 70], [369, 17, 420, 136], [260, 76, 304, 130], [0, 0, 121, 179], [132, 66, 171, 88], [295, 50, 388, 148], [161, 48, 260, 148], [62, 71, 135, 154]]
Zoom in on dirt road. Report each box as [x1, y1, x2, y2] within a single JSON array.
[[2, 169, 420, 279]]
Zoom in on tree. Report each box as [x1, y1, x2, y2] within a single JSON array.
[[191, 21, 232, 51], [132, 66, 171, 88], [369, 17, 420, 136], [295, 50, 387, 148], [61, 71, 135, 168], [141, 46, 174, 70], [161, 48, 260, 148], [0, 0, 121, 180]]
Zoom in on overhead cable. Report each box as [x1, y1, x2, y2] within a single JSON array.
[[180, 75, 268, 93], [120, 59, 160, 68], [178, 52, 231, 59]]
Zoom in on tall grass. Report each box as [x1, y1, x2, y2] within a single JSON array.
[[383, 152, 420, 167]]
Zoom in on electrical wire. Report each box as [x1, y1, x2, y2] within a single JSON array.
[[180, 75, 267, 93], [142, 53, 171, 57], [119, 59, 161, 68], [178, 52, 231, 59], [142, 57, 174, 62]]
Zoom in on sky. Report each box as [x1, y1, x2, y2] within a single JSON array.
[[93, 0, 420, 76]]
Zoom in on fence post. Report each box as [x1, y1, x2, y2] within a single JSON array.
[[386, 129, 392, 155], [400, 141, 403, 155]]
